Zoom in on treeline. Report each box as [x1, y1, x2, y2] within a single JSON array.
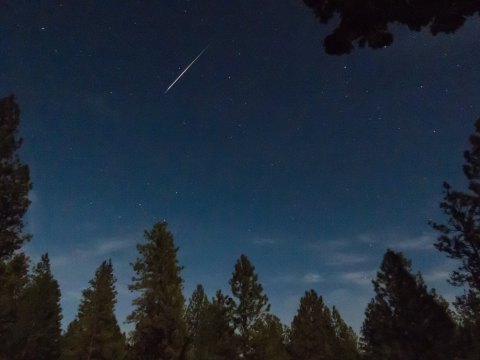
[[0, 94, 479, 359]]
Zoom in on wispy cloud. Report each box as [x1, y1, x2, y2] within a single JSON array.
[[422, 260, 456, 284], [327, 252, 369, 266], [84, 234, 137, 257], [94, 237, 135, 256], [423, 269, 450, 282], [302, 272, 323, 283], [270, 272, 324, 284], [388, 233, 435, 251], [340, 271, 375, 286]]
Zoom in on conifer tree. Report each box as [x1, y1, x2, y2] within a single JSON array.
[[61, 259, 125, 360], [331, 306, 360, 360], [288, 289, 335, 360], [193, 290, 237, 360], [229, 254, 270, 360], [185, 284, 209, 358], [0, 95, 32, 358], [0, 252, 29, 358], [431, 118, 480, 356], [127, 221, 186, 360], [251, 314, 289, 360], [361, 249, 457, 360], [0, 95, 32, 259], [12, 254, 62, 360]]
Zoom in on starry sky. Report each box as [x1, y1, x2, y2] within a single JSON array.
[[1, 0, 479, 333]]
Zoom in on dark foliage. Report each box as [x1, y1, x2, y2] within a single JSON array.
[[288, 289, 336, 360], [189, 290, 237, 360], [303, 0, 480, 54], [0, 252, 29, 358], [0, 95, 32, 259], [12, 254, 62, 360], [229, 254, 270, 359], [127, 221, 186, 360], [431, 118, 480, 357], [361, 250, 457, 360], [61, 259, 125, 360]]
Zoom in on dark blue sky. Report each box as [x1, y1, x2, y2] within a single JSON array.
[[1, 0, 479, 332]]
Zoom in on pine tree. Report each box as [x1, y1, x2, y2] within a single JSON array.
[[330, 306, 360, 360], [0, 252, 29, 358], [61, 259, 125, 360], [288, 289, 336, 360], [250, 314, 289, 360], [229, 254, 270, 359], [431, 118, 480, 356], [360, 249, 457, 360], [127, 221, 186, 360], [0, 95, 32, 358], [12, 254, 62, 360], [185, 284, 209, 359], [0, 95, 32, 259], [193, 290, 237, 360]]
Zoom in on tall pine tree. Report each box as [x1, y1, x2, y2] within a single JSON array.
[[0, 253, 29, 358], [0, 95, 32, 360], [191, 290, 237, 360], [431, 117, 480, 357], [229, 254, 270, 360], [127, 221, 186, 360], [12, 254, 62, 360], [0, 95, 32, 259], [361, 249, 457, 360], [185, 284, 209, 359], [251, 313, 289, 360], [288, 289, 336, 360], [61, 259, 125, 360], [330, 306, 360, 360]]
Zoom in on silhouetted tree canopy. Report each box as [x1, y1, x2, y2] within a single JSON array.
[[12, 254, 62, 360], [229, 254, 270, 360], [0, 95, 32, 259], [61, 259, 125, 360], [127, 221, 187, 360], [431, 118, 480, 358], [361, 249, 457, 360], [288, 289, 336, 360], [303, 0, 480, 54]]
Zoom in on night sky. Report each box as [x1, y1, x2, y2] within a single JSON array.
[[1, 1, 479, 333]]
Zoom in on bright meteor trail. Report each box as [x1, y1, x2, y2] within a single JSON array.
[[164, 46, 209, 94]]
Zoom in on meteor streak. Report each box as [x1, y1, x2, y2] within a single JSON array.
[[164, 46, 209, 94]]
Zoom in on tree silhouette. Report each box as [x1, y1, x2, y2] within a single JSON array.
[[127, 222, 186, 360], [303, 0, 480, 54], [61, 259, 125, 360], [331, 306, 361, 360], [190, 290, 237, 360], [229, 254, 270, 360], [431, 118, 480, 358], [288, 289, 336, 360], [361, 249, 457, 360], [185, 284, 210, 359], [0, 95, 32, 259], [0, 95, 32, 359], [250, 313, 289, 360], [12, 254, 62, 360]]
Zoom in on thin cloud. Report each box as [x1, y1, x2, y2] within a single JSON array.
[[340, 271, 375, 286], [389, 233, 435, 251], [327, 252, 369, 266], [302, 272, 323, 283], [270, 272, 324, 284], [95, 237, 135, 256]]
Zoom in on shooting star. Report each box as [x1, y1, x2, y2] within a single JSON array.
[[164, 46, 209, 94]]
